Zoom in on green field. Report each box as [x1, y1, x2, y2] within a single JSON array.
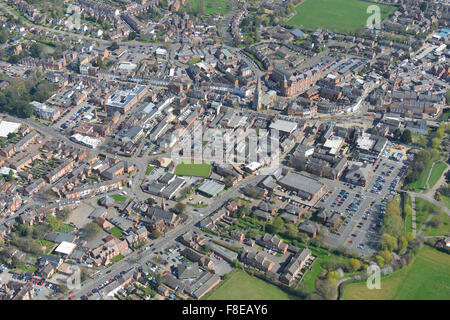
[[405, 153, 441, 192], [287, 0, 397, 33], [111, 194, 128, 202], [174, 162, 212, 177], [204, 269, 299, 300], [415, 197, 438, 231], [109, 226, 123, 238], [442, 195, 450, 210], [428, 162, 447, 189], [342, 245, 450, 300], [188, 0, 230, 15]]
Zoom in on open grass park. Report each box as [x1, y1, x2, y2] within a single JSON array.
[[342, 245, 450, 300], [203, 269, 299, 300], [188, 0, 230, 15], [287, 0, 397, 33], [174, 162, 212, 177]]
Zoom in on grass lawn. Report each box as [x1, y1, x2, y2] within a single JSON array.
[[188, 0, 230, 15], [204, 269, 299, 300], [145, 165, 154, 175], [287, 0, 397, 33], [35, 239, 57, 254], [441, 195, 450, 210], [415, 197, 439, 231], [405, 165, 430, 191], [14, 264, 37, 274], [405, 152, 440, 192], [111, 194, 128, 202], [174, 162, 212, 177], [428, 162, 447, 189], [109, 226, 123, 238], [301, 253, 348, 293], [342, 245, 450, 299], [57, 224, 74, 233], [109, 253, 124, 264], [423, 211, 450, 237]]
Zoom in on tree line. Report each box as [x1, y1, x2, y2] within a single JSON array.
[[0, 70, 57, 118]]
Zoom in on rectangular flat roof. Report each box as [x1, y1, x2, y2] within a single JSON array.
[[55, 241, 77, 255], [0, 121, 21, 138], [198, 179, 225, 197], [279, 172, 324, 195], [269, 119, 298, 134]]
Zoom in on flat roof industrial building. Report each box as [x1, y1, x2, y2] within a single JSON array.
[[269, 119, 298, 134], [278, 172, 325, 200], [197, 179, 225, 197]]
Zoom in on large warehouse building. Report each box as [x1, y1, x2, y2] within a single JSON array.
[[278, 172, 325, 200]]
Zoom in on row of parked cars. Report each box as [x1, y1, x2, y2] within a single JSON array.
[[59, 106, 92, 131], [11, 273, 56, 291]]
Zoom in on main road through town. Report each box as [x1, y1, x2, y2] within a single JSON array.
[[70, 174, 263, 299]]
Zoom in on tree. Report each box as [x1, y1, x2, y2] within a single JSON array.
[[375, 255, 385, 268], [349, 258, 361, 272], [382, 250, 392, 264], [16, 224, 30, 237], [299, 233, 310, 245], [403, 204, 412, 218], [430, 215, 444, 228], [380, 233, 397, 252], [8, 170, 15, 182], [286, 224, 298, 239], [8, 55, 20, 64], [393, 128, 402, 140], [398, 236, 408, 252], [223, 176, 235, 188], [29, 43, 44, 58], [147, 198, 155, 206], [419, 1, 427, 11], [267, 216, 284, 234], [386, 199, 402, 217], [32, 223, 51, 240], [56, 208, 71, 222], [315, 279, 337, 300], [431, 137, 440, 149], [0, 32, 7, 44], [152, 230, 161, 238], [400, 129, 412, 144], [327, 271, 339, 284], [81, 222, 101, 240], [46, 215, 62, 232], [174, 202, 186, 214], [235, 205, 250, 218], [382, 214, 404, 238], [128, 32, 137, 40], [405, 232, 415, 243]]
